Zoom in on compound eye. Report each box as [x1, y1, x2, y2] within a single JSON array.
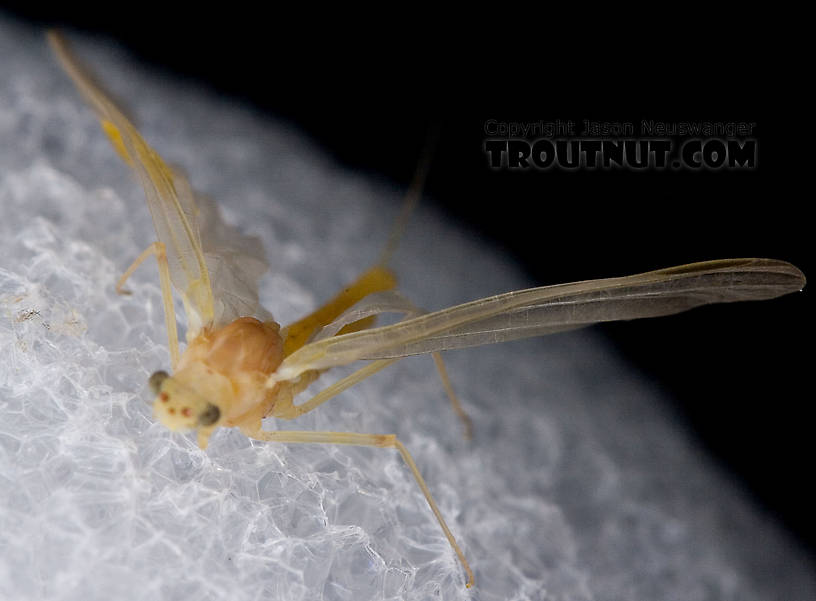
[[198, 403, 221, 426], [149, 370, 169, 395]]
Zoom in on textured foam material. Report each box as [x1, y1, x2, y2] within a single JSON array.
[[1, 20, 814, 601]]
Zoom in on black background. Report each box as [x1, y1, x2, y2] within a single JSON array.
[[4, 7, 812, 558]]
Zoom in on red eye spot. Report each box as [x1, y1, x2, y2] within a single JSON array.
[[181, 407, 191, 417], [168, 408, 176, 415], [160, 393, 169, 402]]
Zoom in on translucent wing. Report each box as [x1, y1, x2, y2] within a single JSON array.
[[273, 258, 805, 381], [311, 290, 424, 342], [192, 191, 270, 326], [49, 32, 215, 335]]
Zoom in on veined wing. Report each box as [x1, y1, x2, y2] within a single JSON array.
[[48, 32, 215, 336], [272, 258, 805, 381], [193, 192, 271, 327]]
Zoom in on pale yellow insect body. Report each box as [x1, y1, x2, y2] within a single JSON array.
[[49, 31, 806, 591], [151, 317, 285, 445]]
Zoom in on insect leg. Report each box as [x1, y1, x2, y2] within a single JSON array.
[[431, 353, 473, 440], [283, 266, 397, 357], [377, 126, 439, 267], [241, 427, 474, 588], [116, 242, 180, 369], [272, 359, 400, 419]]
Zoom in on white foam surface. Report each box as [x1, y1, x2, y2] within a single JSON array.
[[1, 20, 813, 601]]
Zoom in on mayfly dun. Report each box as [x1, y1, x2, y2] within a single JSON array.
[[48, 31, 805, 589]]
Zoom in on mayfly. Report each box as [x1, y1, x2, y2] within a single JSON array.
[[48, 31, 805, 589]]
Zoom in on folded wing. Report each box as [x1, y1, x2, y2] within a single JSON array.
[[49, 31, 215, 335]]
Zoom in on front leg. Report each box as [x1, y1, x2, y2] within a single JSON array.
[[117, 241, 180, 369]]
